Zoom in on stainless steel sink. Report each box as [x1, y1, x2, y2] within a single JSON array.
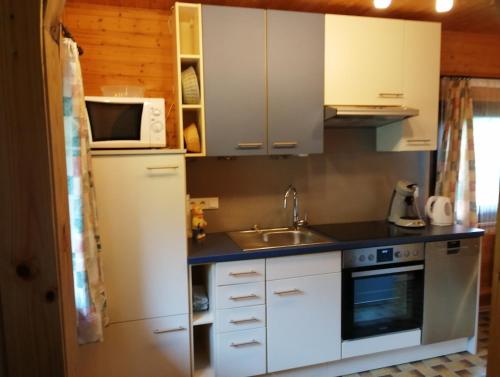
[[227, 227, 332, 251]]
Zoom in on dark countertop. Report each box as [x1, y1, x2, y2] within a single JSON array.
[[187, 220, 484, 264]]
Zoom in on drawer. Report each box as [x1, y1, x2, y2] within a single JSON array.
[[216, 327, 266, 377], [216, 282, 265, 309], [266, 251, 341, 280], [217, 305, 266, 333], [216, 259, 265, 286]]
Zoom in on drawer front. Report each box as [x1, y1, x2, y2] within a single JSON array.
[[217, 305, 266, 333], [216, 327, 266, 377], [216, 282, 265, 309], [266, 251, 341, 280], [216, 259, 265, 286]]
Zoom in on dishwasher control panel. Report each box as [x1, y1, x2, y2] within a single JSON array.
[[343, 243, 424, 269]]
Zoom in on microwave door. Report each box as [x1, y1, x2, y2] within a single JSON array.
[[87, 101, 150, 149]]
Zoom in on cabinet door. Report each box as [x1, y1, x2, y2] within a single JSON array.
[[377, 21, 441, 151], [203, 5, 267, 156], [267, 10, 324, 155], [77, 314, 190, 377], [325, 15, 405, 106], [92, 154, 188, 322], [266, 273, 341, 372]]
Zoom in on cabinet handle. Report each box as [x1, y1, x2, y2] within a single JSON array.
[[237, 142, 263, 150], [407, 139, 431, 144], [230, 317, 259, 325], [230, 339, 260, 348], [378, 93, 404, 98], [273, 288, 303, 296], [229, 270, 258, 277], [152, 326, 186, 334], [272, 141, 298, 149], [146, 165, 179, 170], [229, 294, 258, 301]]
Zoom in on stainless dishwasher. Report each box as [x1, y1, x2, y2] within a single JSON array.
[[422, 237, 480, 344]]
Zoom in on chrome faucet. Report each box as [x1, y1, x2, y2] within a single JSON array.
[[283, 185, 306, 229]]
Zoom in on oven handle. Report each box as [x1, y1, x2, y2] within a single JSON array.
[[351, 264, 424, 278]]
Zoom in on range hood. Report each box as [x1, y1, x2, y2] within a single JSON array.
[[324, 105, 419, 128]]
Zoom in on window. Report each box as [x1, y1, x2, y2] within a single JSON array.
[[473, 116, 500, 226], [471, 79, 500, 227]]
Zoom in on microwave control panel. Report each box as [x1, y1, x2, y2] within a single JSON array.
[[342, 243, 424, 269]]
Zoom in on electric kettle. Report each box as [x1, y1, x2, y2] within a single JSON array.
[[425, 196, 453, 226]]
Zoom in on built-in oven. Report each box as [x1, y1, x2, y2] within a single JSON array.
[[342, 243, 425, 341]]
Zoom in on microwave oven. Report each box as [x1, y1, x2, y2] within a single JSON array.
[[85, 96, 166, 149]]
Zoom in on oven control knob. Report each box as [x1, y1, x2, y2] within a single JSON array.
[[413, 250, 419, 256], [359, 255, 366, 262], [368, 254, 374, 261], [151, 121, 164, 132], [395, 251, 401, 258], [152, 108, 161, 116], [404, 251, 410, 257]]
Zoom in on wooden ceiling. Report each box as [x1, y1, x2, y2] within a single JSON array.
[[67, 0, 500, 34]]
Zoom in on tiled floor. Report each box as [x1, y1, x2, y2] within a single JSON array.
[[344, 311, 489, 377]]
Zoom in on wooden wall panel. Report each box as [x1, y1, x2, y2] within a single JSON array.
[[441, 31, 500, 79], [63, 3, 179, 147], [0, 0, 74, 376], [66, 0, 500, 35]]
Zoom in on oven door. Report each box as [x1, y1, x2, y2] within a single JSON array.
[[342, 262, 424, 340]]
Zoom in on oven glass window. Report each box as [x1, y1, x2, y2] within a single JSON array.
[[344, 268, 423, 340], [354, 273, 415, 324], [86, 102, 143, 141]]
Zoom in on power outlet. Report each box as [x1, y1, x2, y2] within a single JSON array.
[[190, 197, 219, 210]]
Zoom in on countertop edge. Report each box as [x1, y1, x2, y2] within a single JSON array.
[[187, 227, 485, 265]]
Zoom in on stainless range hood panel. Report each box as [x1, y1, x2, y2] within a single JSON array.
[[324, 105, 419, 128]]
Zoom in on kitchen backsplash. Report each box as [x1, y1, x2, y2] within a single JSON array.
[[187, 128, 431, 233]]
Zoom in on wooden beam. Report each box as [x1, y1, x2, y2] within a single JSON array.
[[0, 0, 75, 376]]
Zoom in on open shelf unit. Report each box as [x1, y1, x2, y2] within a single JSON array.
[[189, 264, 215, 377], [174, 3, 206, 157]]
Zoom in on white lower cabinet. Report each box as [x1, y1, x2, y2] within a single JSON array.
[[266, 273, 342, 373], [216, 327, 267, 377], [77, 314, 190, 377]]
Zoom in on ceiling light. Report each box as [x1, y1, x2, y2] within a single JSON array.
[[436, 0, 454, 12], [374, 0, 392, 9]]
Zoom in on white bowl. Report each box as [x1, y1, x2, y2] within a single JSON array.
[[100, 85, 145, 97]]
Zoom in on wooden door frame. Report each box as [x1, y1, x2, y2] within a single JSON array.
[[488, 195, 500, 376], [0, 0, 76, 376]]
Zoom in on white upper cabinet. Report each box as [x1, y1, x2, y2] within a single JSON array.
[[325, 14, 441, 151], [92, 153, 189, 323], [377, 21, 441, 151], [325, 15, 405, 106]]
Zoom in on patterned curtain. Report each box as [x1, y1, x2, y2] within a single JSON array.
[[436, 78, 477, 227], [62, 38, 108, 344]]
